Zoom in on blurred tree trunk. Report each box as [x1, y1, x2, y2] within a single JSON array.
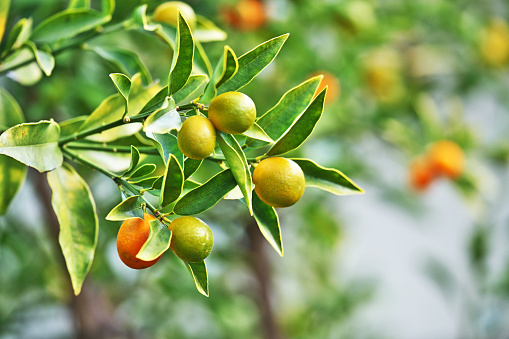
[[246, 218, 284, 339]]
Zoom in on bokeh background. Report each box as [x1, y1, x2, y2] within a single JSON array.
[[2, 0, 509, 338]]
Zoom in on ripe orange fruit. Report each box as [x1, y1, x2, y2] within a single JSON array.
[[170, 216, 214, 263], [221, 0, 266, 31], [408, 156, 436, 191], [177, 115, 216, 160], [479, 18, 509, 67], [252, 157, 305, 208], [311, 71, 341, 105], [427, 140, 464, 179], [153, 1, 197, 29], [117, 214, 162, 269], [208, 92, 256, 134]]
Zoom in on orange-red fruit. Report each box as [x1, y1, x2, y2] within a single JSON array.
[[427, 140, 465, 179], [221, 0, 266, 31], [311, 71, 341, 105], [117, 214, 161, 269], [409, 156, 435, 191]]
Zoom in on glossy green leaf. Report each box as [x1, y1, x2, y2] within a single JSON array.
[[126, 73, 163, 117], [137, 219, 172, 261], [217, 132, 253, 214], [47, 163, 98, 295], [101, 0, 114, 16], [89, 47, 152, 85], [138, 86, 169, 116], [0, 155, 27, 215], [242, 122, 273, 143], [193, 15, 227, 43], [7, 59, 42, 85], [109, 73, 131, 103], [0, 88, 25, 131], [252, 193, 283, 256], [168, 12, 194, 96], [147, 132, 184, 166], [0, 47, 32, 73], [59, 116, 87, 137], [31, 8, 110, 43], [0, 120, 62, 172], [217, 34, 288, 95], [127, 163, 156, 180], [200, 46, 238, 103], [255, 76, 322, 143], [194, 40, 212, 77], [123, 145, 140, 177], [183, 158, 202, 179], [291, 158, 364, 195], [173, 74, 207, 104], [24, 41, 55, 76], [266, 88, 326, 156], [128, 176, 162, 188], [144, 97, 180, 134], [0, 0, 9, 44], [77, 94, 125, 132], [68, 0, 90, 9], [2, 17, 32, 55], [105, 195, 144, 221], [185, 261, 208, 296], [160, 154, 184, 208], [173, 169, 237, 215]]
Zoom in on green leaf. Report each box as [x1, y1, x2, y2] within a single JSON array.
[[105, 195, 144, 221], [160, 154, 184, 208], [7, 59, 42, 85], [183, 158, 202, 179], [109, 73, 131, 103], [0, 155, 27, 215], [138, 86, 169, 116], [123, 145, 140, 177], [143, 97, 180, 134], [146, 132, 184, 166], [252, 193, 283, 256], [217, 132, 253, 214], [168, 12, 195, 96], [0, 120, 62, 172], [101, 0, 115, 16], [137, 219, 172, 261], [266, 88, 326, 156], [59, 116, 88, 137], [89, 47, 152, 85], [242, 122, 273, 143], [31, 8, 110, 43], [194, 40, 212, 77], [47, 162, 98, 295], [185, 261, 209, 296], [173, 74, 207, 104], [255, 76, 322, 143], [128, 176, 162, 188], [0, 0, 9, 44], [127, 163, 156, 180], [0, 88, 25, 131], [173, 169, 237, 215], [24, 41, 55, 76], [2, 17, 32, 55], [193, 15, 227, 43], [126, 73, 163, 117], [217, 34, 289, 95], [291, 158, 364, 195], [68, 0, 90, 9], [200, 46, 238, 103]]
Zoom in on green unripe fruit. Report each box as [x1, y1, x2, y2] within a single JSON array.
[[153, 1, 196, 29], [177, 115, 216, 160], [208, 92, 256, 134], [170, 216, 214, 263]]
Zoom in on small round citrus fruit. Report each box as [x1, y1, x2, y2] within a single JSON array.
[[427, 140, 464, 179], [408, 156, 435, 191], [208, 92, 256, 134], [153, 1, 196, 29], [253, 157, 305, 208], [117, 214, 162, 269], [170, 216, 214, 263], [310, 71, 341, 105], [480, 19, 509, 67], [177, 115, 216, 160]]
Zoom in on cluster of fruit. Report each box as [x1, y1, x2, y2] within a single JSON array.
[[409, 140, 465, 191]]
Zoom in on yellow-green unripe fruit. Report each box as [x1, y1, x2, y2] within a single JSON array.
[[153, 1, 197, 29], [170, 216, 214, 263], [208, 92, 256, 134], [253, 157, 305, 208], [177, 115, 216, 160]]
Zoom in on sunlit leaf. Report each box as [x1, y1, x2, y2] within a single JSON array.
[[47, 163, 98, 295], [173, 169, 237, 215], [173, 74, 207, 104], [144, 97, 180, 134], [137, 219, 172, 261], [252, 193, 283, 256], [2, 17, 32, 55], [0, 0, 9, 44], [194, 40, 212, 77], [127, 163, 156, 180], [168, 12, 194, 95], [291, 158, 364, 195], [90, 47, 152, 85], [123, 145, 140, 177], [242, 122, 273, 143], [193, 15, 227, 42], [68, 0, 90, 9], [160, 154, 184, 208], [0, 155, 26, 216], [146, 132, 184, 166], [0, 120, 62, 172], [201, 46, 238, 103], [185, 261, 209, 296], [109, 73, 131, 103], [0, 88, 25, 131], [105, 195, 144, 221], [183, 158, 202, 179]]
